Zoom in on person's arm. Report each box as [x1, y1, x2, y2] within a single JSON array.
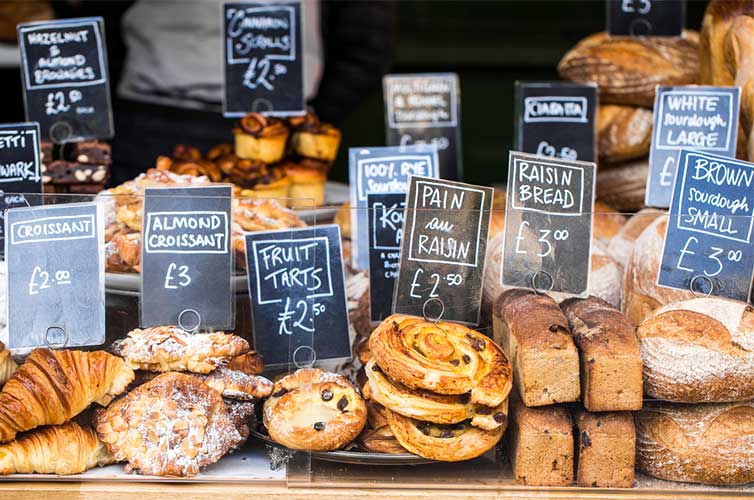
[[310, 1, 398, 124]]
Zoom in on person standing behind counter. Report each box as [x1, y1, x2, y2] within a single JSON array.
[[107, 0, 397, 186]]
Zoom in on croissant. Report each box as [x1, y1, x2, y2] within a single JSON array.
[[0, 349, 134, 443], [0, 422, 114, 475], [0, 343, 17, 386], [369, 315, 513, 408]]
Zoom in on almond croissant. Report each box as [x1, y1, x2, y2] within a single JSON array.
[[0, 349, 134, 443], [0, 422, 114, 475]]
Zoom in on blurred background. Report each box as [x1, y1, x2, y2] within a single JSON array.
[[0, 0, 708, 186]]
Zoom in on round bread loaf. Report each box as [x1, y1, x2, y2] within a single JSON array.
[[636, 401, 754, 485], [637, 297, 754, 403], [607, 208, 664, 269], [595, 159, 648, 212], [622, 216, 693, 326]]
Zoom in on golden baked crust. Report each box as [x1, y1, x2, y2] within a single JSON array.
[[636, 401, 754, 485], [369, 315, 512, 407], [597, 105, 653, 164], [637, 298, 754, 402], [595, 159, 649, 212], [607, 208, 664, 269], [365, 360, 507, 431], [575, 410, 635, 488], [592, 200, 626, 245], [558, 30, 700, 107], [384, 407, 504, 462], [357, 400, 407, 454], [334, 202, 351, 239], [199, 367, 273, 401], [227, 351, 265, 375], [233, 197, 306, 232], [95, 372, 244, 477], [237, 113, 289, 138], [111, 326, 249, 374], [262, 368, 367, 451]]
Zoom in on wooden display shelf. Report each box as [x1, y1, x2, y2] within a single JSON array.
[[0, 480, 751, 500]]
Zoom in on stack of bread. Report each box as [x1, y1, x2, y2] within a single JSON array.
[[493, 290, 642, 487], [158, 111, 341, 208], [558, 30, 700, 211], [358, 314, 513, 461]]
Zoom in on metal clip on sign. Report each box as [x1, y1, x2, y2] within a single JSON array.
[[422, 297, 445, 326], [177, 308, 201, 334], [530, 269, 554, 295], [689, 275, 714, 298], [292, 345, 316, 369], [44, 325, 68, 349]]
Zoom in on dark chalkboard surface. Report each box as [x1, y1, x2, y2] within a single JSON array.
[[514, 82, 597, 163], [607, 0, 685, 37], [368, 193, 405, 323], [5, 202, 104, 349], [223, 2, 304, 117], [18, 18, 113, 143], [383, 73, 462, 180], [646, 86, 740, 208], [140, 186, 233, 330], [244, 224, 350, 368], [502, 151, 596, 295], [393, 176, 493, 325], [349, 145, 438, 271], [659, 149, 754, 301], [0, 122, 43, 259]]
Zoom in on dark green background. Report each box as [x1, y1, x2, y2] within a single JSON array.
[[332, 0, 707, 186]]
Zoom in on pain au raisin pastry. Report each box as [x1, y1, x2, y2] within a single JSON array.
[[111, 326, 249, 374], [234, 112, 290, 163], [384, 407, 504, 462], [365, 360, 507, 431], [263, 368, 367, 452], [287, 111, 342, 163], [369, 315, 512, 408], [95, 372, 244, 477], [357, 382, 407, 454], [0, 349, 134, 443], [0, 422, 114, 475]]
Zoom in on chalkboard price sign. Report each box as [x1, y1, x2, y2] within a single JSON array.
[[514, 82, 597, 163], [348, 145, 438, 270], [367, 193, 405, 323], [502, 151, 596, 295], [17, 17, 113, 143], [393, 177, 494, 325], [223, 2, 304, 117], [383, 73, 462, 180], [658, 149, 754, 301], [140, 186, 234, 330], [5, 202, 105, 350], [646, 86, 740, 208], [607, 0, 685, 37], [0, 122, 43, 258], [244, 225, 350, 368]]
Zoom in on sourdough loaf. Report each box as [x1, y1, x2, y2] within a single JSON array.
[[558, 31, 700, 107], [595, 159, 649, 212], [622, 216, 693, 326], [493, 290, 579, 407], [636, 400, 754, 485], [597, 105, 653, 164], [607, 208, 664, 270], [637, 297, 754, 403], [561, 297, 642, 411], [574, 409, 635, 488]]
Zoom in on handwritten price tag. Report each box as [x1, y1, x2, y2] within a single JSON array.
[[502, 151, 596, 295], [244, 225, 350, 368], [658, 149, 754, 301], [223, 2, 304, 117]]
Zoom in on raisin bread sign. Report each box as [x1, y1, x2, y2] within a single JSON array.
[[393, 177, 494, 325], [17, 17, 113, 143], [502, 151, 596, 295], [659, 149, 754, 301], [223, 2, 304, 117]]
